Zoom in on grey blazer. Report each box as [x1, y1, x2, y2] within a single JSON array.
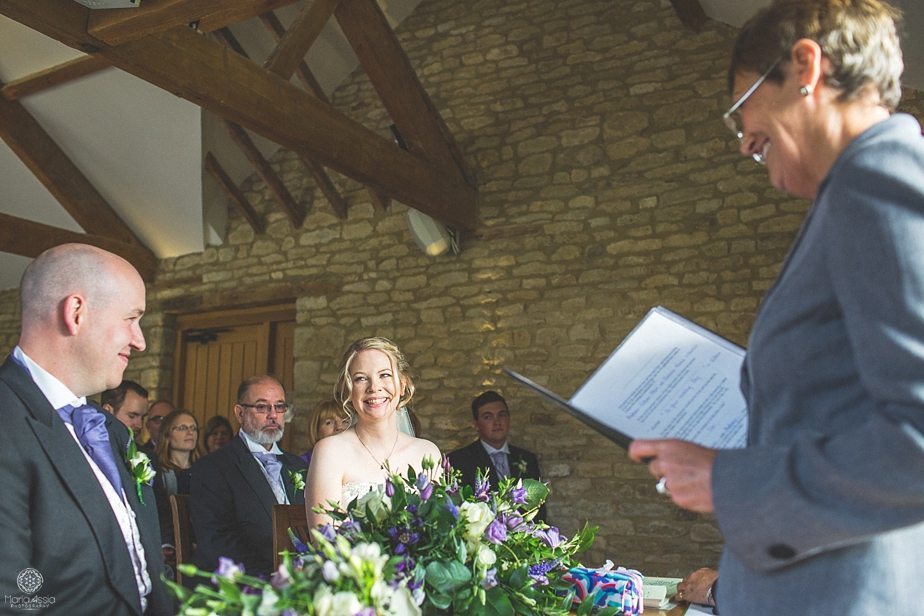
[[712, 114, 924, 614], [0, 356, 172, 615]]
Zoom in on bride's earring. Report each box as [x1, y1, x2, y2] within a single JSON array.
[[800, 84, 814, 97]]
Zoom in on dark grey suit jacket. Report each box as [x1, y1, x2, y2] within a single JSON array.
[[446, 439, 546, 520], [189, 435, 306, 577], [0, 356, 171, 615]]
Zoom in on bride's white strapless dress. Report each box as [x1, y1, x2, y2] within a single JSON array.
[[341, 481, 384, 506]]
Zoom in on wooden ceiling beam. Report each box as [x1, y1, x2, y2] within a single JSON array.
[[203, 152, 264, 234], [259, 11, 326, 96], [2, 0, 477, 230], [335, 0, 474, 186], [223, 120, 306, 228], [298, 155, 348, 219], [263, 0, 339, 79], [213, 26, 348, 221], [86, 0, 300, 46], [0, 212, 157, 281], [2, 55, 110, 101], [0, 79, 153, 251], [669, 0, 707, 31]]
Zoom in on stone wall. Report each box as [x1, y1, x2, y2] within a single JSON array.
[[2, 0, 924, 576]]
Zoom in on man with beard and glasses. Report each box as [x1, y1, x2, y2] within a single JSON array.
[[189, 375, 306, 577]]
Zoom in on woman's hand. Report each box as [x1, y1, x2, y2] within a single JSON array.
[[676, 567, 718, 605], [628, 439, 717, 513]]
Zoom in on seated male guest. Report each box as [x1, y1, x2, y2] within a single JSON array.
[[0, 243, 170, 614], [100, 379, 149, 440], [141, 399, 174, 456], [190, 376, 306, 577], [448, 391, 544, 518]]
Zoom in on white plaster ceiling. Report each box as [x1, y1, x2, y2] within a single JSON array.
[[0, 0, 921, 291]]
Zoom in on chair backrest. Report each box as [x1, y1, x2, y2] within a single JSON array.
[[170, 494, 193, 585], [272, 503, 310, 570]]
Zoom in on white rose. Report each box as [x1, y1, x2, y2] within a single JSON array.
[[256, 591, 280, 616], [313, 586, 333, 616], [386, 585, 423, 616], [475, 544, 497, 568], [330, 591, 364, 616], [459, 501, 494, 541]]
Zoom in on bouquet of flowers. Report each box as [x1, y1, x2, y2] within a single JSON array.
[[168, 457, 629, 615]]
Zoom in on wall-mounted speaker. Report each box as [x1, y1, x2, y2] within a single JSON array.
[[406, 208, 454, 256]]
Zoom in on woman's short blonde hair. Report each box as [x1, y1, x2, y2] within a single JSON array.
[[334, 337, 416, 419], [729, 0, 904, 111], [306, 398, 350, 448]]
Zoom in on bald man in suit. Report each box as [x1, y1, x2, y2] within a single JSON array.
[[0, 244, 170, 614]]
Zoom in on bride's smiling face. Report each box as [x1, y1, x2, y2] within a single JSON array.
[[349, 349, 404, 422]]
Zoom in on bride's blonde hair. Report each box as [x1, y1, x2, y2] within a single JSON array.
[[334, 336, 416, 419]]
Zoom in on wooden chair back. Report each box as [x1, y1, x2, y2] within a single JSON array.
[[272, 503, 311, 570], [170, 494, 193, 585]]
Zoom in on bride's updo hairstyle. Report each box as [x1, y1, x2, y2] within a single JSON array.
[[334, 336, 417, 420]]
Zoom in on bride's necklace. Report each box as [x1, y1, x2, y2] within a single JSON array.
[[355, 429, 399, 470]]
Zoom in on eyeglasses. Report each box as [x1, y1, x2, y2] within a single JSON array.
[[172, 424, 198, 433], [147, 416, 165, 424], [239, 402, 289, 415], [722, 57, 782, 164]]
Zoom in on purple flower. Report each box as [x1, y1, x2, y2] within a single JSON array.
[[474, 473, 491, 502], [501, 513, 524, 531], [528, 560, 557, 586], [485, 519, 507, 544], [270, 564, 291, 589], [356, 609, 376, 616], [420, 482, 434, 501], [441, 455, 453, 475], [415, 473, 430, 491], [407, 504, 418, 514], [214, 557, 244, 580], [385, 478, 395, 497], [394, 556, 416, 577], [481, 567, 498, 589], [508, 485, 528, 505], [317, 524, 336, 542], [340, 519, 362, 540], [534, 526, 563, 548], [388, 525, 421, 554], [445, 501, 459, 519]]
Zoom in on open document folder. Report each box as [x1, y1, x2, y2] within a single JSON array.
[[504, 306, 748, 450]]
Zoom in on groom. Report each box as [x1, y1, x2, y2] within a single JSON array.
[[0, 243, 170, 614]]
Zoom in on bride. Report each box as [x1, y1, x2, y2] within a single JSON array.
[[305, 336, 442, 529]]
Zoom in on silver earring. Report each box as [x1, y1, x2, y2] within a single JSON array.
[[799, 84, 814, 97]]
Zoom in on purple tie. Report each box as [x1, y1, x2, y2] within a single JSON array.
[[57, 404, 123, 494]]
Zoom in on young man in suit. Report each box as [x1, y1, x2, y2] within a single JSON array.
[[189, 375, 307, 577], [0, 243, 171, 615], [447, 390, 543, 499], [101, 379, 149, 441]]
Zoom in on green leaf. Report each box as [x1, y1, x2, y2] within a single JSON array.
[[521, 479, 549, 510], [425, 559, 472, 593]]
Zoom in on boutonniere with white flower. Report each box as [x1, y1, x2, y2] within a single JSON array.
[[287, 469, 306, 492], [126, 435, 156, 504], [513, 457, 529, 476]]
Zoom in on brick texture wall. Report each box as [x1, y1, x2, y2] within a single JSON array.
[[2, 0, 923, 576]]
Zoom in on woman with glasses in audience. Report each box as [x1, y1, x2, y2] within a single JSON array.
[[305, 337, 441, 529], [153, 410, 201, 578], [630, 1, 924, 614]]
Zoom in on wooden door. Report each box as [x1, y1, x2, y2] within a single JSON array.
[[174, 304, 295, 450]]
